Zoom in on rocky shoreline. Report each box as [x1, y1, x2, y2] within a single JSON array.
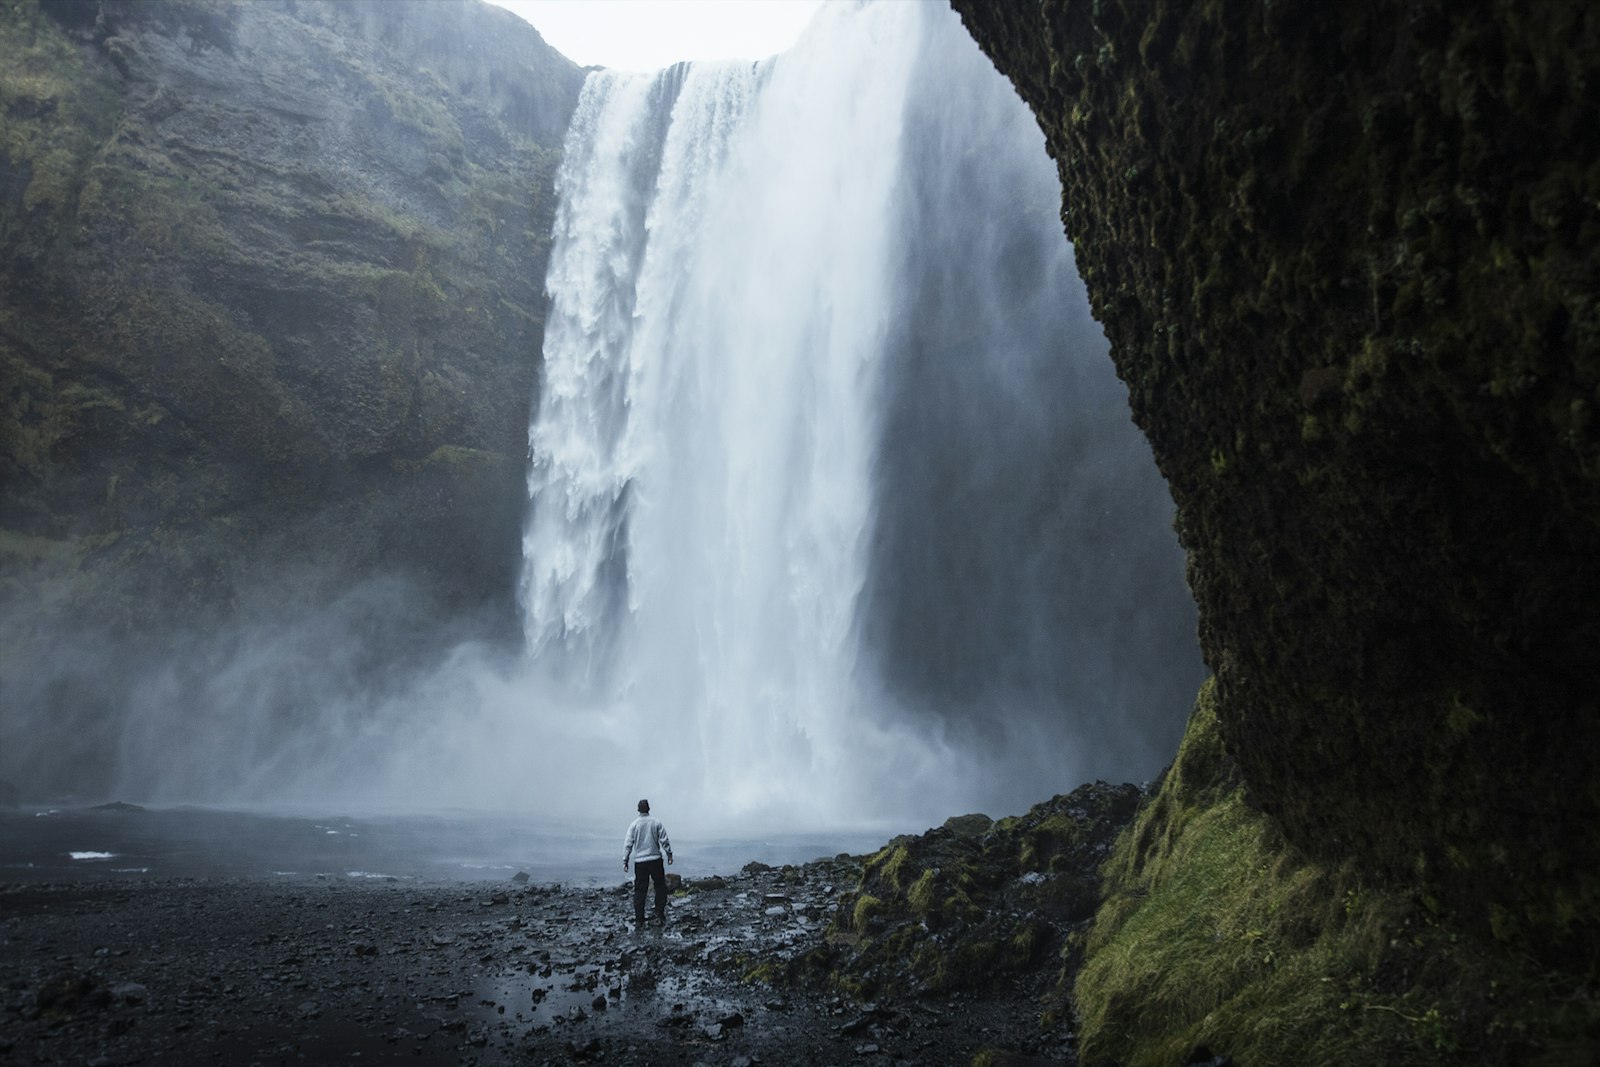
[[1, 783, 1145, 1067]]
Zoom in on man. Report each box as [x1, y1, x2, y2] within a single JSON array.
[[623, 798, 673, 928]]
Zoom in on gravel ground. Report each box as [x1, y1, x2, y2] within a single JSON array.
[[0, 861, 1070, 1066]]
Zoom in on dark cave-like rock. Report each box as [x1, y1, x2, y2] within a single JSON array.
[[951, 0, 1600, 965]]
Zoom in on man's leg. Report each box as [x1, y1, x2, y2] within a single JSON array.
[[650, 860, 668, 923], [632, 864, 649, 926]]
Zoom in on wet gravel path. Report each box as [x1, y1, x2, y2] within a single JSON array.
[[1, 864, 1066, 1066]]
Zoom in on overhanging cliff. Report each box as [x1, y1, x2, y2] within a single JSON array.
[[951, 0, 1599, 965]]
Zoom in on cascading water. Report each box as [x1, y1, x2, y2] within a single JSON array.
[[517, 1, 1203, 827], [0, 0, 1201, 827], [523, 3, 923, 822]]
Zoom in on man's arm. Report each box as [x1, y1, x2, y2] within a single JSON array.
[[623, 822, 635, 871], [659, 824, 673, 865]]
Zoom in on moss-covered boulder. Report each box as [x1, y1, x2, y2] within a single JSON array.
[[802, 781, 1143, 1000], [952, 0, 1600, 965], [0, 0, 583, 794]]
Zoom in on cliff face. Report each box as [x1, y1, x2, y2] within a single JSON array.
[[0, 0, 583, 793], [951, 0, 1599, 965]]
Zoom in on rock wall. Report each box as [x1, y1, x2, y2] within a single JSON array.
[[951, 0, 1599, 964], [0, 0, 583, 794]]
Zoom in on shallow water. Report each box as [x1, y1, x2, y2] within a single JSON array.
[[0, 804, 892, 886]]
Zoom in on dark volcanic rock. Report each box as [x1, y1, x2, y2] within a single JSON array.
[[0, 0, 584, 794], [952, 0, 1600, 962], [1, 861, 1092, 1065], [807, 781, 1142, 1000]]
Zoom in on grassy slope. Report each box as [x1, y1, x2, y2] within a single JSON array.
[[1075, 680, 1600, 1066]]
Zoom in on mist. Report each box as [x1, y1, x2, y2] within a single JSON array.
[[1, 1, 1202, 839]]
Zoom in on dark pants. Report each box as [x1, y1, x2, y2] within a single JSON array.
[[632, 858, 667, 924]]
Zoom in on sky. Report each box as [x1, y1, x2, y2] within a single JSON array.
[[485, 0, 826, 72]]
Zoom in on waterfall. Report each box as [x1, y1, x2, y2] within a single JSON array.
[[518, 2, 1203, 825]]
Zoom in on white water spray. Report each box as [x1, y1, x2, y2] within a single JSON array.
[[523, 3, 931, 823], [0, 1, 1203, 825]]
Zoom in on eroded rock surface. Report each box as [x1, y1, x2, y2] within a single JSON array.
[[0, 0, 583, 791], [952, 0, 1600, 961]]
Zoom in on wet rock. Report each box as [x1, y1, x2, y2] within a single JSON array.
[[826, 781, 1144, 998], [512, 871, 531, 884], [109, 982, 147, 1005], [36, 971, 110, 1017], [591, 995, 607, 1011], [943, 813, 993, 838], [88, 801, 146, 813]]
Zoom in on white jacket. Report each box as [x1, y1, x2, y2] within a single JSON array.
[[623, 815, 672, 863]]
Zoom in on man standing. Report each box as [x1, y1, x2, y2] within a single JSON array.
[[623, 798, 673, 928]]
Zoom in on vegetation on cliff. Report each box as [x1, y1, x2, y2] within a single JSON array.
[[1077, 682, 1598, 1065], [0, 0, 583, 795], [953, 0, 1599, 981]]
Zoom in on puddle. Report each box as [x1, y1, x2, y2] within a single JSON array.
[[471, 951, 746, 1041]]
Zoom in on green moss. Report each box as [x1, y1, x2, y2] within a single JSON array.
[[811, 782, 1142, 1001], [954, 0, 1600, 975], [850, 893, 883, 933], [0, 1, 125, 215], [741, 960, 780, 984], [1074, 681, 1600, 1066], [864, 843, 913, 893], [905, 869, 939, 917]]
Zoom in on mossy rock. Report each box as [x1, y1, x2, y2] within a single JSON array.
[[820, 780, 1143, 999], [943, 813, 995, 838], [952, 0, 1600, 969], [1073, 680, 1600, 1066], [0, 0, 586, 796]]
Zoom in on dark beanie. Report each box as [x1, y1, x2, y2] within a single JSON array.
[[638, 799, 649, 814]]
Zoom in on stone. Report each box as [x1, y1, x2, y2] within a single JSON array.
[[109, 982, 147, 1006], [942, 813, 993, 838]]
